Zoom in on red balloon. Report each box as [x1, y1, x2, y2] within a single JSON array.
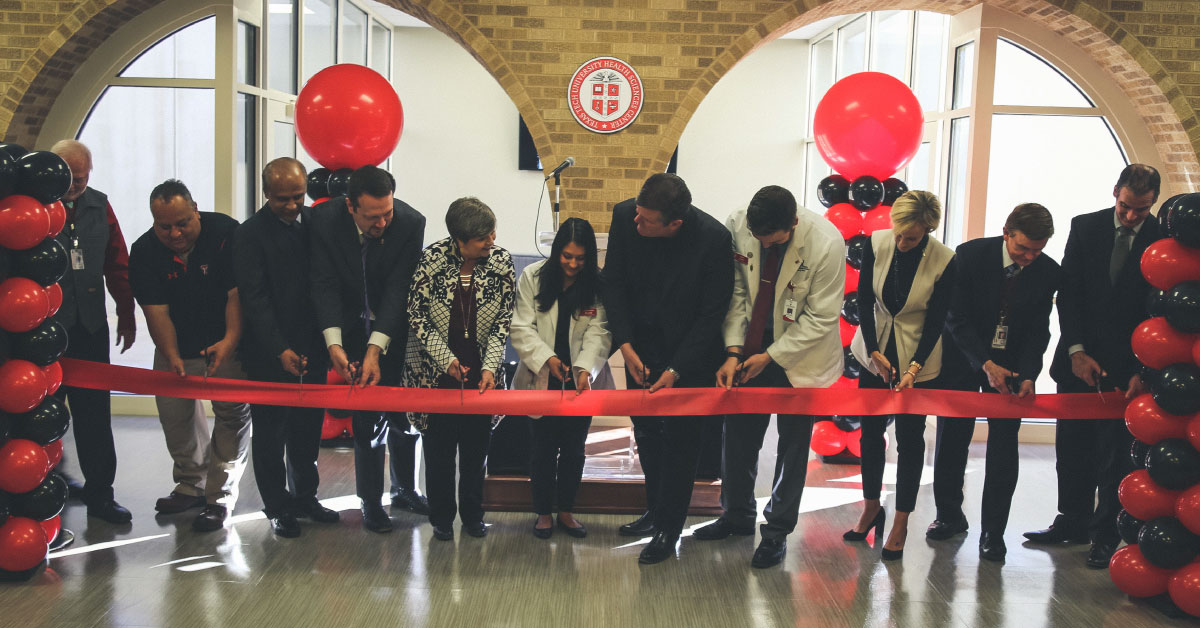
[[844, 264, 860, 296], [43, 439, 63, 470], [0, 439, 51, 493], [321, 414, 344, 440], [1125, 394, 1191, 444], [44, 282, 63, 317], [824, 203, 863, 240], [1178, 484, 1200, 536], [811, 420, 847, 456], [312, 197, 331, 206], [44, 201, 66, 238], [813, 72, 924, 180], [1109, 545, 1172, 598], [1119, 468, 1182, 520], [839, 318, 856, 347], [42, 361, 62, 396], [862, 205, 893, 235], [1168, 562, 1200, 617], [0, 195, 50, 251], [38, 515, 60, 546], [295, 64, 404, 170], [0, 359, 47, 414], [1142, 238, 1200, 291], [1132, 317, 1199, 370], [0, 277, 49, 333], [830, 376, 857, 390], [0, 517, 48, 572], [845, 428, 863, 458]]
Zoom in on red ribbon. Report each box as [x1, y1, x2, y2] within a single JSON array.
[[59, 358, 1128, 419]]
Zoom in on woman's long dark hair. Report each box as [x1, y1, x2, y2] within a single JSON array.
[[536, 217, 600, 314]]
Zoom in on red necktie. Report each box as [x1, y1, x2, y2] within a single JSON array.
[[743, 246, 780, 355]]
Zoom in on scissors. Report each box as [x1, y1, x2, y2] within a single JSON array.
[[731, 353, 746, 390], [888, 366, 899, 393], [1095, 378, 1106, 404], [560, 361, 572, 400], [641, 366, 649, 401], [297, 354, 307, 396]]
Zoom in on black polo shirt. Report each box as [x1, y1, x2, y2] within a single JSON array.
[[130, 212, 239, 359]]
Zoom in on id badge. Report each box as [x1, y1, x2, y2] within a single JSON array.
[[782, 298, 798, 323], [991, 324, 1008, 350], [70, 248, 85, 270]]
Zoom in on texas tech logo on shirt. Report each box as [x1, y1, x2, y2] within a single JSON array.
[[568, 57, 644, 134]]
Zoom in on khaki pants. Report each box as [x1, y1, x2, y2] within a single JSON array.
[[153, 350, 253, 506]]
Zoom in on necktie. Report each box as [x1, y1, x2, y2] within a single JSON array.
[[1110, 226, 1133, 285], [743, 246, 781, 355], [361, 237, 372, 334]]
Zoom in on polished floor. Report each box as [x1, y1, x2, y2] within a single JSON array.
[[0, 414, 1191, 628]]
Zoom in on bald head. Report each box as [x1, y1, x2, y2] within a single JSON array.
[[51, 139, 93, 202], [262, 157, 307, 222]]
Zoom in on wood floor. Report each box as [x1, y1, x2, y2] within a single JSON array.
[[0, 414, 1191, 628]]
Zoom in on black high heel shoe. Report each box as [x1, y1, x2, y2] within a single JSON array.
[[881, 546, 904, 561], [843, 507, 886, 542]]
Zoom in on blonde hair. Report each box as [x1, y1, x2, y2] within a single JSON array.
[[890, 190, 942, 233]]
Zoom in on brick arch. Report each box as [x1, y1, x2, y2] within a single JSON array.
[[668, 0, 1198, 187], [2, 0, 167, 147]]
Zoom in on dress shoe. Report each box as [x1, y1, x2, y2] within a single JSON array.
[[192, 504, 227, 532], [432, 524, 454, 541], [269, 514, 301, 538], [751, 537, 787, 569], [361, 503, 393, 533], [390, 489, 430, 515], [979, 532, 1007, 562], [926, 518, 969, 541], [843, 507, 886, 542], [1087, 542, 1117, 569], [693, 518, 755, 541], [87, 499, 133, 524], [464, 521, 488, 538], [48, 528, 75, 551], [293, 499, 340, 523], [618, 511, 656, 537], [533, 521, 553, 539], [155, 491, 206, 514], [64, 476, 85, 500], [1023, 517, 1090, 544], [638, 531, 680, 565], [556, 516, 587, 539]]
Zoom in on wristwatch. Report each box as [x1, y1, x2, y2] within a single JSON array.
[[666, 366, 682, 382]]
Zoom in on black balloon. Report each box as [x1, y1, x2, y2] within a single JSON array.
[[1138, 516, 1200, 569], [831, 415, 862, 431], [846, 235, 870, 270], [0, 492, 9, 525], [1151, 363, 1200, 415], [307, 167, 332, 201], [1163, 281, 1200, 333], [843, 347, 861, 379], [841, 291, 861, 326], [816, 175, 850, 208], [1140, 364, 1162, 392], [1147, 288, 1168, 318], [12, 237, 68, 286], [0, 148, 16, 199], [0, 143, 29, 161], [11, 473, 67, 522], [11, 396, 70, 445], [326, 168, 353, 198], [12, 319, 68, 367], [1159, 193, 1187, 239], [1131, 439, 1151, 469], [1146, 438, 1200, 490], [882, 178, 908, 206], [1117, 509, 1146, 545], [1168, 192, 1200, 248], [849, 176, 885, 211], [15, 151, 71, 204]]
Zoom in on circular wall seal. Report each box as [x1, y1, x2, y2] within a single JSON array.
[[567, 57, 644, 134]]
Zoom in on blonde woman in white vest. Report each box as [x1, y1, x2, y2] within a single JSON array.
[[845, 191, 957, 560]]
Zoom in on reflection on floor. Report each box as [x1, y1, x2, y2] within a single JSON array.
[[0, 415, 1190, 628]]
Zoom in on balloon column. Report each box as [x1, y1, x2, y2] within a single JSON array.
[[808, 72, 924, 461], [0, 143, 73, 580], [1111, 193, 1200, 617]]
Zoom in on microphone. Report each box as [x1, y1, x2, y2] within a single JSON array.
[[547, 156, 575, 177]]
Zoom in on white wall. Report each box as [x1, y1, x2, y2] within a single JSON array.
[[677, 39, 811, 226]]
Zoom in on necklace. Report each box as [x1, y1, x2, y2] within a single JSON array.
[[458, 271, 474, 339]]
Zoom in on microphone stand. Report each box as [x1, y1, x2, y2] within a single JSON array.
[[552, 169, 562, 228]]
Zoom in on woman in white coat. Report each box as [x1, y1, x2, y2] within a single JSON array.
[[511, 217, 613, 539]]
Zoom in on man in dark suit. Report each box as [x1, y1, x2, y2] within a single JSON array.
[[602, 173, 734, 564], [1024, 164, 1163, 568], [234, 158, 340, 538], [928, 203, 1060, 562], [309, 165, 425, 533]]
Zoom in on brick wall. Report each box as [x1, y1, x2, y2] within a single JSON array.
[[2, 0, 1200, 223]]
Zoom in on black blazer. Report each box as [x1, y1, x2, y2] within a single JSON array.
[[601, 198, 733, 384], [1049, 207, 1162, 388], [308, 197, 425, 366], [940, 236, 1059, 389], [233, 204, 326, 379]]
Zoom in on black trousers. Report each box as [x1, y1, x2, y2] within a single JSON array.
[[1053, 378, 1132, 544], [55, 323, 118, 505], [858, 366, 934, 513], [933, 377, 1021, 533], [719, 362, 815, 540], [529, 415, 591, 514], [249, 397, 324, 517], [387, 418, 421, 495], [422, 413, 492, 527], [352, 410, 390, 503]]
